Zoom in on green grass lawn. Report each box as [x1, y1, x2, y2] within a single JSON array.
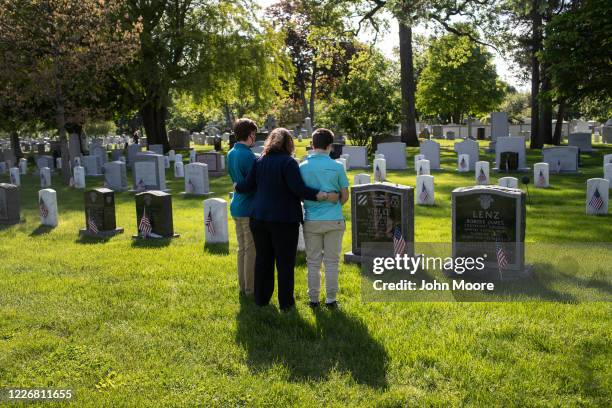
[[1, 140, 611, 406]]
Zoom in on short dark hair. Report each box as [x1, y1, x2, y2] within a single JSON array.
[[312, 128, 334, 149], [234, 118, 258, 141]]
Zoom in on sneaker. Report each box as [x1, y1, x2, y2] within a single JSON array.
[[325, 301, 340, 310], [308, 301, 320, 309]]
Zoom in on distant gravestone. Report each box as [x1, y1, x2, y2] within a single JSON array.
[[446, 131, 455, 140], [168, 129, 191, 149], [432, 125, 443, 139], [40, 167, 51, 188], [0, 183, 21, 225], [80, 188, 123, 237], [416, 159, 430, 176], [104, 161, 128, 192], [111, 149, 123, 162], [452, 185, 527, 278], [416, 175, 435, 206], [602, 126, 612, 144], [330, 143, 343, 159], [203, 198, 229, 244], [375, 142, 406, 170], [134, 191, 178, 238], [38, 188, 58, 227], [454, 139, 479, 171], [0, 162, 6, 174], [9, 167, 20, 186], [414, 154, 425, 172], [183, 163, 210, 196], [373, 158, 386, 182], [344, 182, 414, 263], [55, 157, 62, 170], [73, 166, 86, 189], [475, 161, 490, 185], [196, 152, 225, 176], [586, 178, 609, 215], [534, 163, 550, 188], [341, 146, 368, 168], [569, 133, 593, 153], [495, 136, 528, 171], [542, 146, 579, 173], [149, 144, 164, 155], [498, 177, 519, 189], [304, 117, 313, 137], [604, 163, 612, 186], [354, 174, 371, 185], [340, 154, 351, 170], [83, 155, 103, 176], [174, 161, 184, 178], [37, 155, 54, 171], [189, 149, 196, 163], [490, 112, 509, 141], [335, 158, 347, 172], [19, 158, 27, 175], [127, 144, 142, 166], [132, 153, 166, 192], [602, 154, 612, 167], [458, 154, 470, 173], [92, 145, 108, 165], [420, 139, 441, 170]]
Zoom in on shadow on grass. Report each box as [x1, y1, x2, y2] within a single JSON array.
[[204, 242, 230, 255], [131, 237, 173, 248], [75, 235, 112, 245], [235, 296, 389, 389], [29, 225, 54, 236]]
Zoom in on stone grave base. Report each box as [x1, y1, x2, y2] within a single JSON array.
[[208, 170, 226, 177], [127, 188, 171, 194], [79, 227, 124, 238], [132, 233, 180, 239], [492, 167, 530, 173], [179, 191, 214, 197], [444, 264, 533, 281], [0, 217, 24, 226]]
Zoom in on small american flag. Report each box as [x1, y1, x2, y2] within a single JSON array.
[[139, 207, 152, 238], [206, 210, 215, 235], [538, 170, 546, 186], [496, 240, 509, 271], [557, 159, 562, 174], [589, 188, 604, 210], [418, 165, 423, 175], [87, 210, 99, 234], [477, 168, 487, 183], [39, 198, 49, 218], [393, 225, 406, 255], [460, 157, 467, 169], [375, 164, 383, 182], [419, 183, 429, 202]]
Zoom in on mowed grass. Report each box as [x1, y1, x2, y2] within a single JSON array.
[[0, 140, 611, 406]]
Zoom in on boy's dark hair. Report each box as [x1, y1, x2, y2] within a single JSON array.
[[234, 118, 258, 141], [312, 128, 334, 149]]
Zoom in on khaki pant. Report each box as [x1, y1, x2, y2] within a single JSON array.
[[234, 217, 255, 295], [303, 220, 345, 303]]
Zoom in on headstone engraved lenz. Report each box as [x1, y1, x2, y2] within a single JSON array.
[[0, 183, 21, 225], [452, 186, 528, 279], [344, 182, 414, 263], [79, 188, 124, 237], [133, 191, 179, 239]]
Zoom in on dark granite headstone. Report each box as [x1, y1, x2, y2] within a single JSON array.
[[345, 182, 414, 263], [213, 137, 222, 152], [452, 186, 527, 278], [499, 152, 519, 171], [80, 188, 123, 236], [255, 132, 268, 142], [134, 191, 178, 238], [330, 143, 343, 159], [168, 129, 191, 149], [477, 127, 486, 140], [0, 183, 20, 225]]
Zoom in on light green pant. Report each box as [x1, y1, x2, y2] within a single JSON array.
[[234, 217, 255, 295], [303, 220, 345, 303]]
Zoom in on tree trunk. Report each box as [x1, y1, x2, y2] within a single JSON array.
[[529, 0, 542, 149], [309, 60, 317, 124], [140, 99, 170, 152], [539, 62, 553, 144], [552, 98, 565, 145], [398, 19, 419, 146], [10, 130, 23, 160], [55, 98, 71, 185], [223, 103, 234, 131]]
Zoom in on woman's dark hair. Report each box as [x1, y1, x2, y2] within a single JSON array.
[[262, 128, 295, 156], [234, 118, 258, 141]]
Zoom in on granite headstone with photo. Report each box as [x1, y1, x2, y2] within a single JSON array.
[[79, 188, 124, 237], [134, 190, 178, 238]]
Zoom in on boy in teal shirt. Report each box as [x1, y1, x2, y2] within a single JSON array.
[[299, 128, 349, 308], [227, 118, 257, 296]]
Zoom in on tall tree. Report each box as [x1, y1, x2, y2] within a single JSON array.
[[0, 0, 140, 183]]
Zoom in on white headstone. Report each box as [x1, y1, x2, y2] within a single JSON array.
[[534, 163, 550, 188], [419, 140, 441, 169], [498, 177, 519, 189], [586, 178, 609, 215], [341, 146, 368, 168], [38, 188, 58, 227], [304, 117, 313, 137], [164, 155, 170, 169], [40, 167, 51, 188], [19, 158, 27, 175], [174, 161, 184, 178], [189, 149, 196, 163], [103, 161, 128, 191], [376, 142, 406, 169], [133, 153, 166, 191], [457, 154, 470, 172], [83, 155, 103, 176], [373, 158, 386, 182], [168, 150, 175, 161], [335, 158, 347, 172], [495, 136, 528, 170], [354, 174, 371, 185], [543, 146, 579, 173], [604, 163, 612, 186], [416, 159, 430, 176], [55, 157, 62, 170], [175, 154, 183, 163], [475, 161, 490, 185], [454, 139, 479, 171], [203, 198, 228, 244], [414, 154, 425, 172], [9, 167, 20, 186], [340, 154, 351, 170], [73, 166, 86, 189], [491, 112, 509, 140], [603, 154, 612, 167], [416, 175, 435, 206], [184, 163, 210, 195], [568, 132, 593, 153], [374, 153, 385, 160]]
